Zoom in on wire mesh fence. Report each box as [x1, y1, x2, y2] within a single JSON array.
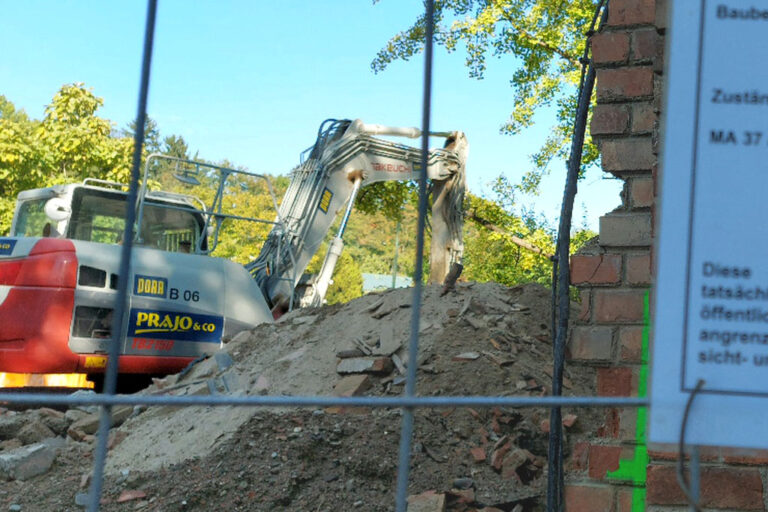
[[0, 1, 689, 511]]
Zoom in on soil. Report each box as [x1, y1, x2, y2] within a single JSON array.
[[0, 282, 598, 512]]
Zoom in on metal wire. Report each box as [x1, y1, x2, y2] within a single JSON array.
[[0, 2, 686, 511], [394, 1, 434, 510], [547, 2, 609, 510], [0, 393, 649, 408], [88, 1, 157, 510], [677, 379, 705, 512]]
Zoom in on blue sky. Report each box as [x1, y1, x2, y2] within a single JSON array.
[[0, 1, 621, 230]]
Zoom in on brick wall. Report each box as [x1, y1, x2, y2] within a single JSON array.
[[567, 1, 768, 510]]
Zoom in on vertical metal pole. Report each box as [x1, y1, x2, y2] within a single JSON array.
[[689, 446, 700, 512], [394, 0, 434, 510], [87, 1, 158, 510], [392, 218, 401, 288]]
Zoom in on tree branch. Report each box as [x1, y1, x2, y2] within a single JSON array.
[[499, 11, 580, 67], [466, 209, 554, 260]]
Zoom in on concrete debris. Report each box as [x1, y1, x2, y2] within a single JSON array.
[[0, 441, 58, 481], [463, 316, 485, 330], [333, 375, 372, 397], [373, 323, 401, 356], [74, 493, 89, 507], [4, 282, 592, 511], [16, 422, 55, 445], [406, 491, 446, 512], [351, 337, 373, 355], [336, 348, 365, 359], [391, 353, 407, 374], [451, 352, 481, 362], [336, 357, 393, 375]]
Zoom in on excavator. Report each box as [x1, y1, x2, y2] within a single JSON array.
[[0, 119, 468, 385]]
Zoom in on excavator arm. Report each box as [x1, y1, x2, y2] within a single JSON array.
[[246, 118, 469, 310]]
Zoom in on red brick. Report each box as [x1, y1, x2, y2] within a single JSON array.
[[721, 447, 768, 465], [647, 465, 764, 509], [491, 441, 511, 470], [564, 484, 614, 512], [569, 442, 590, 471], [591, 104, 630, 135], [619, 326, 644, 362], [578, 290, 592, 322], [600, 137, 654, 172], [625, 253, 651, 285], [648, 444, 719, 462], [608, 0, 656, 26], [571, 254, 621, 285], [588, 445, 623, 479], [593, 289, 645, 323], [597, 67, 654, 101], [630, 102, 655, 134], [599, 213, 652, 247], [655, 0, 668, 29], [597, 367, 636, 396], [618, 408, 637, 441], [469, 446, 486, 463], [598, 408, 620, 438], [569, 326, 613, 362], [628, 176, 653, 207], [617, 487, 634, 512], [630, 28, 657, 61], [592, 31, 630, 65]]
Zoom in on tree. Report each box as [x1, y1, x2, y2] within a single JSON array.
[[121, 116, 162, 154], [0, 84, 134, 233], [373, 0, 600, 193], [163, 134, 190, 160]]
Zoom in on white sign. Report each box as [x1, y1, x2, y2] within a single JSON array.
[[651, 0, 768, 447]]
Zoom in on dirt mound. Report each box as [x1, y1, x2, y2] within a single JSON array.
[[0, 282, 597, 511]]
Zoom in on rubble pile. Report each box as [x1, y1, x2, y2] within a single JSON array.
[[0, 282, 597, 511]]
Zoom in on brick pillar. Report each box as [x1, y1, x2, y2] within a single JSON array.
[[566, 0, 660, 509], [568, 1, 768, 510]]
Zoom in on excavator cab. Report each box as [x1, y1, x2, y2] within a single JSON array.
[[11, 181, 207, 254]]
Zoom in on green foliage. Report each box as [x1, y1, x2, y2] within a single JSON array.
[[373, 0, 601, 192], [0, 82, 596, 306], [355, 180, 417, 221], [0, 84, 134, 233], [305, 242, 364, 305], [463, 193, 554, 285]]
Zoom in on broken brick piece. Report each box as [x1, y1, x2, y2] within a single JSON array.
[[332, 375, 372, 397], [491, 442, 512, 471], [563, 414, 578, 428], [470, 447, 486, 463]]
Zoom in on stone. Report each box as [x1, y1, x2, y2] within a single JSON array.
[[452, 477, 474, 490], [70, 405, 133, 435], [117, 490, 147, 503], [336, 357, 393, 375], [16, 421, 55, 445], [213, 351, 233, 371], [333, 375, 372, 397], [373, 323, 401, 356], [469, 447, 486, 463], [0, 442, 57, 481], [406, 491, 446, 512], [452, 352, 480, 362], [75, 493, 90, 507], [64, 409, 88, 424], [0, 415, 24, 440]]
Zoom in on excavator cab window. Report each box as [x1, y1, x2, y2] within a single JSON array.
[[66, 187, 205, 251], [13, 198, 49, 237]]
